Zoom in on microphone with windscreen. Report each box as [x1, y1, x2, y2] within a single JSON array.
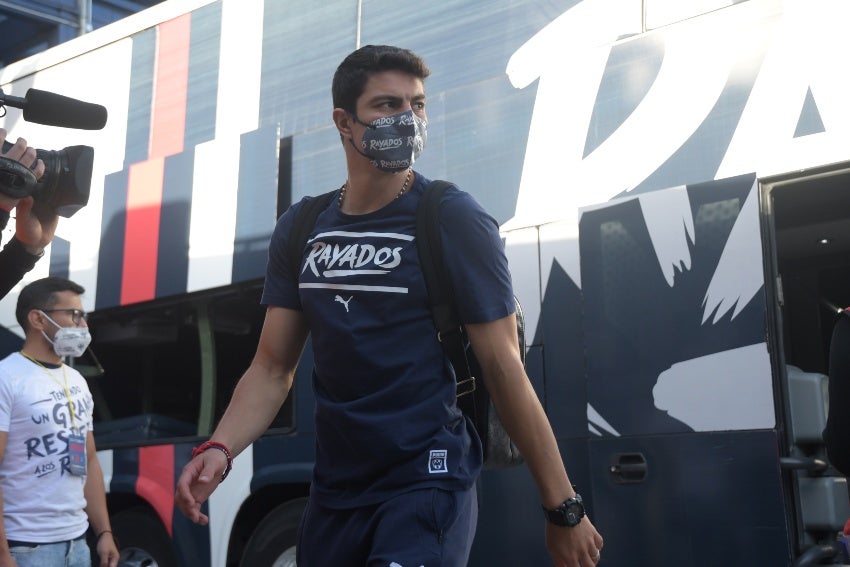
[[0, 88, 107, 130], [0, 88, 103, 216]]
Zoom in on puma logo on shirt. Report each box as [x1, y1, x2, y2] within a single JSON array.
[[334, 295, 353, 312]]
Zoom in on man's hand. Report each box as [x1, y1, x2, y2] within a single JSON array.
[[546, 516, 604, 567], [0, 127, 55, 254], [175, 450, 227, 526], [0, 128, 45, 181], [96, 532, 120, 567], [0, 193, 18, 213], [13, 197, 58, 255]]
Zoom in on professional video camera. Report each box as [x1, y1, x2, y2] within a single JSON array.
[[0, 88, 107, 217]]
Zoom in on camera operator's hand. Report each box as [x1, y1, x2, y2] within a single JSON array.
[[0, 128, 45, 180], [0, 128, 54, 254], [0, 128, 46, 214], [13, 196, 58, 256], [0, 193, 17, 214]]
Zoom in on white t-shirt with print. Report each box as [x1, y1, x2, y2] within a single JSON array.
[[0, 352, 94, 542]]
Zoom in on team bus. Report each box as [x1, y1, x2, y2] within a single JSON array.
[[1, 0, 849, 565]]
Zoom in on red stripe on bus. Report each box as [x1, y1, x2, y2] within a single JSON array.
[[150, 14, 191, 159], [120, 159, 164, 304], [136, 445, 176, 536]]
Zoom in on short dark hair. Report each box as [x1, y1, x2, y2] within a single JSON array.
[[332, 45, 430, 113], [16, 276, 85, 330]]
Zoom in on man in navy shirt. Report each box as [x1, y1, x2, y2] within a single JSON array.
[[176, 45, 603, 566]]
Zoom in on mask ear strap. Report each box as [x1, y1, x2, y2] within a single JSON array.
[[346, 111, 376, 161], [349, 111, 376, 129], [40, 329, 55, 346], [37, 310, 61, 329]]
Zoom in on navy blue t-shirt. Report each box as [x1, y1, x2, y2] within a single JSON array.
[[262, 172, 514, 509]]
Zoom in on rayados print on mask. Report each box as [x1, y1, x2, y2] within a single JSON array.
[[349, 109, 427, 173]]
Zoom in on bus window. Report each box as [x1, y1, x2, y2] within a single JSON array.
[[84, 280, 294, 448]]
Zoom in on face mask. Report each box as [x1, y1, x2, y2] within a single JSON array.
[[40, 311, 92, 358], [349, 109, 427, 173]]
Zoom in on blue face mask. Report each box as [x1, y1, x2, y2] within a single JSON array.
[[349, 109, 427, 173]]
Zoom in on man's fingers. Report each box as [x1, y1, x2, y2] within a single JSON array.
[[0, 138, 40, 172], [13, 196, 33, 219], [176, 492, 208, 525], [31, 158, 45, 180], [196, 509, 209, 525], [175, 478, 200, 511], [19, 147, 37, 169], [178, 495, 209, 525], [2, 138, 27, 161], [175, 459, 217, 525]]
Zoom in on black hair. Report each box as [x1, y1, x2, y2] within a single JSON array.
[[16, 276, 85, 331], [332, 45, 430, 113]]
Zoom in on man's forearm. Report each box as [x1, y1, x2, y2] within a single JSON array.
[[83, 454, 112, 536], [0, 485, 13, 559], [210, 363, 294, 456], [0, 238, 41, 299], [468, 316, 576, 505], [488, 369, 575, 506]]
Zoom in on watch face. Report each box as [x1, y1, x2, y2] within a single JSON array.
[[565, 500, 584, 526]]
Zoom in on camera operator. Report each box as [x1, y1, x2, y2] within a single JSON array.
[[0, 128, 56, 300]]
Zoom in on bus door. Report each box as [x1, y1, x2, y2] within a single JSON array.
[[761, 163, 850, 562], [578, 174, 790, 566]]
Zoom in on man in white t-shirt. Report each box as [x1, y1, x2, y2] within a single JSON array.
[[0, 277, 118, 567]]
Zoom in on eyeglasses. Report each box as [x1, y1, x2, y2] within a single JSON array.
[[41, 308, 88, 325]]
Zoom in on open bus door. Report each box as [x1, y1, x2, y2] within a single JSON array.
[[761, 163, 850, 565], [578, 174, 791, 565]]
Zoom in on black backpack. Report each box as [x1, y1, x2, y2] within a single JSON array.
[[288, 180, 524, 469]]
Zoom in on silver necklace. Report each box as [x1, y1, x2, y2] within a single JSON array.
[[338, 168, 411, 208]]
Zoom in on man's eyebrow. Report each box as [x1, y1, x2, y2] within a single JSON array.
[[367, 94, 403, 105], [367, 94, 426, 105]]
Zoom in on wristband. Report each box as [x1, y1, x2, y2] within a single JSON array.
[[192, 441, 233, 481]]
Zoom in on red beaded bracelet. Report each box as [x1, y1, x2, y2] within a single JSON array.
[[192, 441, 233, 481]]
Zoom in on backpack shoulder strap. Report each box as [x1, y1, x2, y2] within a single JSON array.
[[416, 180, 476, 395], [287, 190, 336, 279], [416, 180, 456, 329]]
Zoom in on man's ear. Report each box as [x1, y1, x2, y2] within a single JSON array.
[[27, 309, 47, 333], [332, 108, 353, 138]]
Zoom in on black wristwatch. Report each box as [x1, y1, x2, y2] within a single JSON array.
[[542, 493, 585, 527]]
